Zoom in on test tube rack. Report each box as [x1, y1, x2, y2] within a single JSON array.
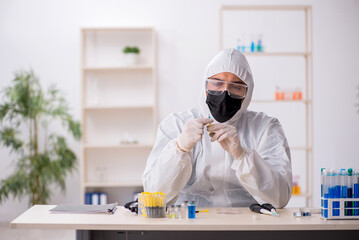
[[138, 192, 166, 218], [321, 197, 359, 219]]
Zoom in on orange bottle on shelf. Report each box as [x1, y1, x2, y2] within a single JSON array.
[[275, 90, 285, 100], [297, 91, 302, 100], [292, 175, 301, 195], [275, 91, 280, 100], [292, 89, 303, 100]]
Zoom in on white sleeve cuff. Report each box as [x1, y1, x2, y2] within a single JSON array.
[[176, 137, 190, 152], [231, 148, 248, 170]]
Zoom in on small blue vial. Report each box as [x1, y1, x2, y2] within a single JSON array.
[[188, 201, 196, 219]]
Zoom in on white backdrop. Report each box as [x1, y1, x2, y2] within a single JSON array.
[[0, 0, 359, 222]]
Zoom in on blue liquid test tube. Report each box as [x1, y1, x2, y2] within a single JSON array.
[[332, 169, 340, 215], [320, 168, 326, 217], [341, 169, 348, 216], [354, 169, 359, 216], [341, 169, 348, 199], [321, 168, 325, 198], [334, 169, 341, 199], [328, 169, 337, 216], [329, 169, 335, 199], [323, 169, 329, 218], [188, 201, 196, 219], [346, 168, 353, 216]]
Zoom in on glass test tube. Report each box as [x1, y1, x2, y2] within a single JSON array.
[[341, 169, 348, 199], [332, 169, 340, 215], [334, 169, 341, 198], [321, 168, 327, 197], [323, 169, 329, 218], [346, 168, 353, 216], [320, 168, 325, 217], [354, 169, 359, 216], [329, 169, 335, 199]]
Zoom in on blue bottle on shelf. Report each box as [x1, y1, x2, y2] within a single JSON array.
[[250, 36, 255, 52]]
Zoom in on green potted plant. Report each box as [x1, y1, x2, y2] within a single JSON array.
[[0, 70, 81, 206], [123, 46, 140, 65]]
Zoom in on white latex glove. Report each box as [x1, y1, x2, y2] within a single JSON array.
[[177, 118, 214, 152], [207, 123, 245, 160]]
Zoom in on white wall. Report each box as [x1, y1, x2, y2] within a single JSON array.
[[0, 0, 358, 221]]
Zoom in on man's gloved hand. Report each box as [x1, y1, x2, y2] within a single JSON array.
[[177, 118, 214, 152], [207, 123, 245, 160]]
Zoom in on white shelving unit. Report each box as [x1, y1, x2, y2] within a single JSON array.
[[220, 5, 313, 206], [80, 28, 157, 204]]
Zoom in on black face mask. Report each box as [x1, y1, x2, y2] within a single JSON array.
[[206, 91, 243, 123]]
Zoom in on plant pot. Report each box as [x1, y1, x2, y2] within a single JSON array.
[[124, 53, 139, 65]]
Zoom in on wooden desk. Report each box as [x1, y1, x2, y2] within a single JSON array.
[[11, 205, 359, 240]]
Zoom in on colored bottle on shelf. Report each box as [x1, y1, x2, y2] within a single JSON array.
[[250, 35, 255, 52], [292, 175, 301, 195], [236, 38, 242, 52], [275, 87, 285, 100], [292, 88, 303, 100], [256, 34, 263, 52]]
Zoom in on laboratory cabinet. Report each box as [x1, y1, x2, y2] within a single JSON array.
[[220, 5, 313, 206], [81, 28, 157, 204]]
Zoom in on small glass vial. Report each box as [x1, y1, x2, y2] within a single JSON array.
[[168, 205, 175, 219], [181, 201, 189, 219], [188, 201, 196, 219], [174, 205, 181, 219]]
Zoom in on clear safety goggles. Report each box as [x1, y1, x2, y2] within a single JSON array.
[[205, 79, 248, 99]]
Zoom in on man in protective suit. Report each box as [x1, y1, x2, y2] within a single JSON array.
[[143, 48, 292, 208]]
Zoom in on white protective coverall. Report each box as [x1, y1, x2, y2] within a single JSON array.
[[142, 48, 292, 208]]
